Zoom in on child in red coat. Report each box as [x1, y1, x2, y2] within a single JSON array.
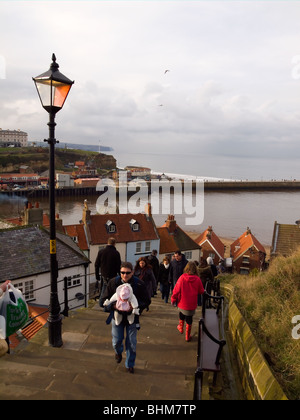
[[171, 261, 204, 341]]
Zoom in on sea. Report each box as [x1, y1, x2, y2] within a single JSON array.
[[2, 143, 300, 247], [1, 185, 299, 248]]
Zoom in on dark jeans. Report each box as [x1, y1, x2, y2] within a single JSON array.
[[99, 278, 109, 307], [179, 312, 193, 325], [160, 283, 171, 303]]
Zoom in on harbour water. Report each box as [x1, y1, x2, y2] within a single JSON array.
[[1, 188, 299, 247]]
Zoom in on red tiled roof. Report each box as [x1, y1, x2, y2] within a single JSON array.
[[63, 224, 89, 251], [21, 305, 48, 341], [8, 305, 49, 348], [195, 227, 225, 259], [6, 214, 50, 227], [158, 223, 201, 254], [88, 213, 159, 245], [231, 229, 266, 261], [0, 173, 39, 180], [157, 226, 178, 254]]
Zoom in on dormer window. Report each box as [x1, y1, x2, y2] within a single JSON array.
[[129, 219, 139, 232], [106, 220, 116, 233]]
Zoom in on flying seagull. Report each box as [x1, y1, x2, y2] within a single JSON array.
[[164, 69, 170, 74]]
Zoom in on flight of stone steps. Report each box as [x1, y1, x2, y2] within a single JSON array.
[[0, 297, 200, 400]]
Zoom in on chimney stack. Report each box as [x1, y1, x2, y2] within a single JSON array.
[[206, 226, 213, 239], [82, 199, 91, 225], [166, 214, 177, 234], [24, 201, 43, 226], [55, 213, 63, 232], [145, 203, 152, 220]]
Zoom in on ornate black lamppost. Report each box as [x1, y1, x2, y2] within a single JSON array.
[[33, 54, 74, 347]]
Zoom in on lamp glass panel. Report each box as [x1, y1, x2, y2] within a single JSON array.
[[35, 79, 71, 109], [53, 83, 71, 108]]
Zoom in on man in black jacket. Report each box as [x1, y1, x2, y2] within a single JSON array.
[[95, 238, 121, 306], [168, 250, 188, 290], [101, 262, 150, 373]]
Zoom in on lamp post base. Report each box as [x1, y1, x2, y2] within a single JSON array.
[[48, 315, 63, 347]]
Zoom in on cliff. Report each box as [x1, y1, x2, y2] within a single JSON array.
[[0, 146, 117, 173]]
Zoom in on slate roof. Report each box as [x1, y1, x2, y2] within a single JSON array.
[[271, 221, 300, 257], [0, 226, 90, 282]]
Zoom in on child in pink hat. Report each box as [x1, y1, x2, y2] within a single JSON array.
[[104, 283, 139, 325]]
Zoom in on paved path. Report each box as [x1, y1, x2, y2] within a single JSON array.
[[0, 295, 243, 401], [0, 297, 201, 400]]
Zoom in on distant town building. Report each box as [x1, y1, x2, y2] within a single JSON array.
[[230, 227, 266, 274], [157, 214, 201, 262], [271, 221, 300, 258], [124, 166, 151, 179], [0, 128, 28, 147], [0, 173, 39, 187], [195, 226, 225, 265], [56, 173, 74, 188], [74, 178, 99, 188]]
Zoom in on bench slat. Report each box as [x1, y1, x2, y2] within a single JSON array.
[[201, 331, 221, 372], [199, 309, 222, 372], [204, 309, 219, 338]]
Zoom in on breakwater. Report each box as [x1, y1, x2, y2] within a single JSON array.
[[203, 180, 300, 191], [1, 179, 300, 199]]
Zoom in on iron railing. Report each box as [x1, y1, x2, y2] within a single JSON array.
[[193, 291, 226, 400], [0, 272, 98, 330]]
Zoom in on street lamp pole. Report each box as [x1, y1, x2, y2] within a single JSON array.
[[47, 111, 61, 347], [33, 54, 74, 347]]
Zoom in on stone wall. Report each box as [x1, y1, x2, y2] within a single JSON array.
[[222, 283, 288, 400]]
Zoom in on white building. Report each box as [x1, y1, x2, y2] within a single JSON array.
[[0, 129, 28, 147], [0, 226, 91, 310], [56, 173, 74, 188]]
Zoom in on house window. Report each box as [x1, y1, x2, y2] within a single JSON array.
[[106, 220, 116, 233], [136, 242, 142, 253], [130, 219, 139, 231], [185, 251, 192, 260], [145, 241, 151, 252], [67, 274, 81, 288], [242, 256, 250, 264], [14, 280, 34, 301]]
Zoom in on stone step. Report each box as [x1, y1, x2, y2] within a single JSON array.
[[0, 298, 199, 400]]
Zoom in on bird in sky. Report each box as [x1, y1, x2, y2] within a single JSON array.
[[164, 69, 170, 74]]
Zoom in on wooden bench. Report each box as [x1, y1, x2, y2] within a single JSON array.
[[193, 293, 226, 400]]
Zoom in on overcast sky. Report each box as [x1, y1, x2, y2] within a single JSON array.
[[2, 1, 300, 178]]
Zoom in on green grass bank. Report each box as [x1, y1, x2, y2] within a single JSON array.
[[220, 249, 300, 399]]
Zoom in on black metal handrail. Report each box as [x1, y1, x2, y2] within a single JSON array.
[[194, 293, 226, 400], [0, 271, 97, 327]]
